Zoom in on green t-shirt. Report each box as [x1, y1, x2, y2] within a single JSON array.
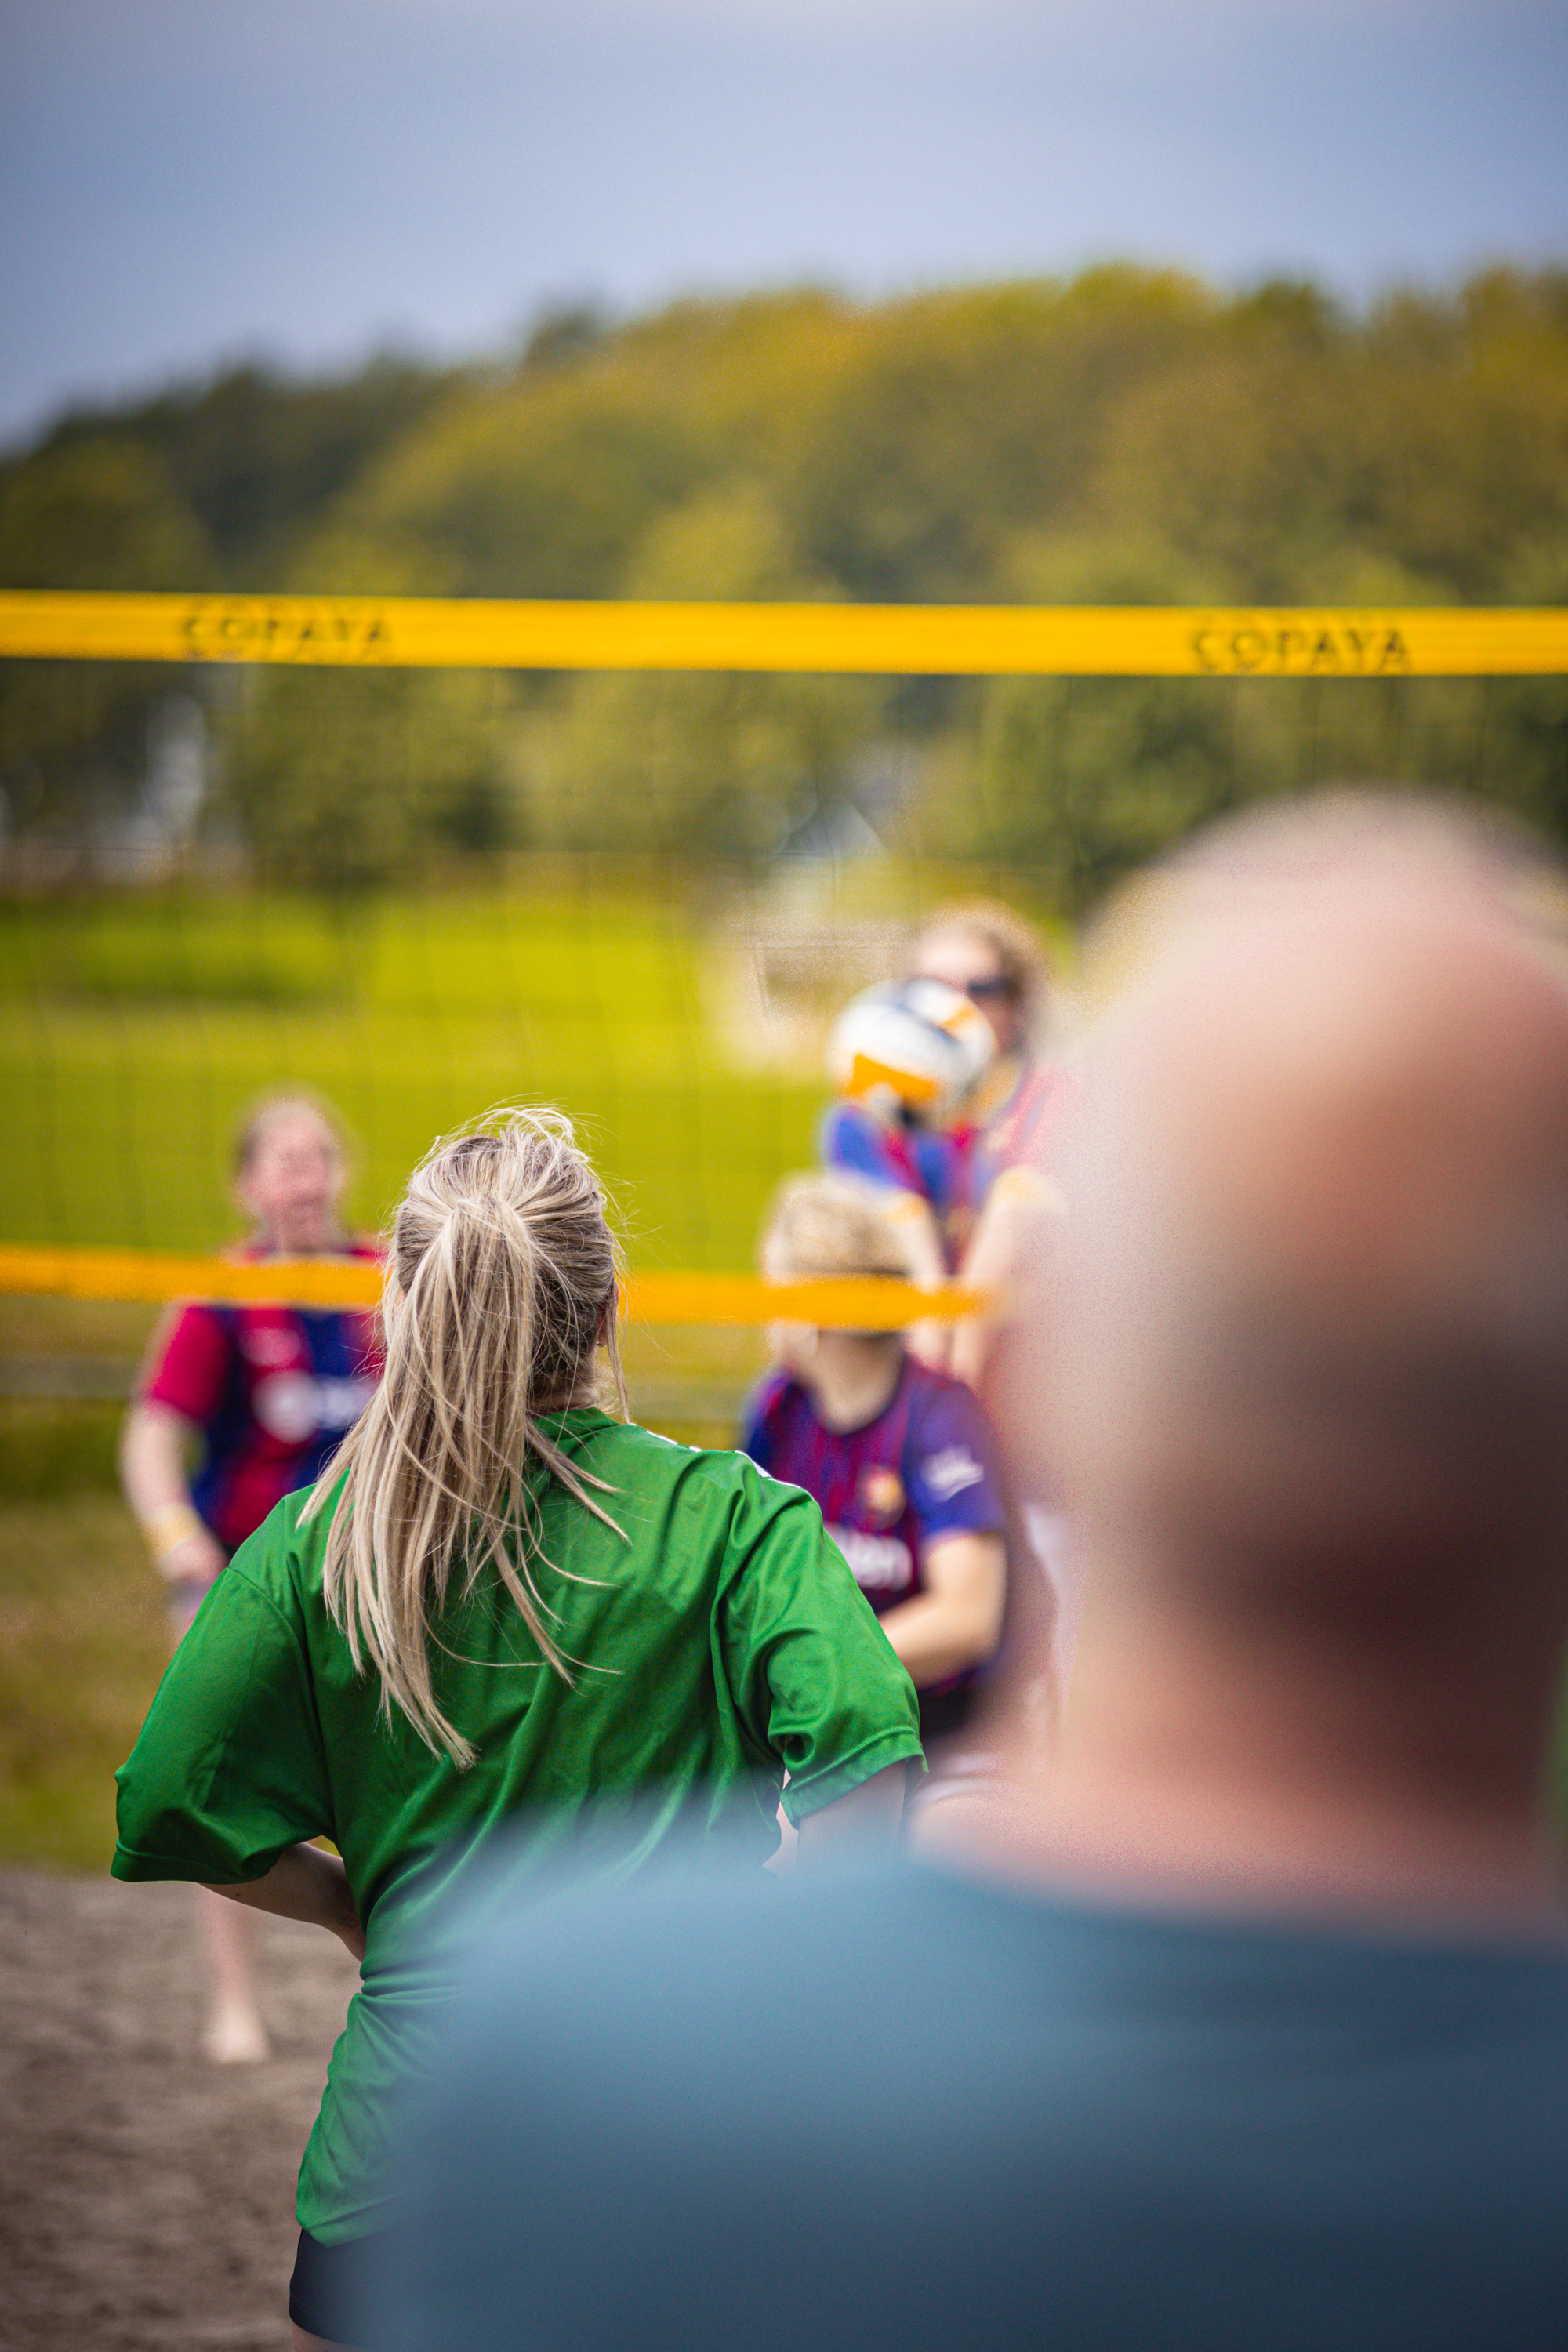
[[113, 1410, 922, 2241]]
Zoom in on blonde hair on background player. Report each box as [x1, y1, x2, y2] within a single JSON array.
[[911, 901, 1051, 1034], [232, 1087, 347, 1177], [303, 1108, 628, 1766], [761, 1173, 916, 1283]]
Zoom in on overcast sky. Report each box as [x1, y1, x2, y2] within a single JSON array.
[[2, 0, 1564, 451]]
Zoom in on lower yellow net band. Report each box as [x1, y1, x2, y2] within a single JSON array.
[[0, 1245, 985, 1328]]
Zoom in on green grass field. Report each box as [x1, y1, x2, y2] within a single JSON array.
[[0, 880, 829, 1266]]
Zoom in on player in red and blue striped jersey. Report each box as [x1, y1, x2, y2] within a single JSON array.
[[742, 1174, 1007, 1751], [120, 1091, 382, 2064], [137, 1275, 380, 1562]]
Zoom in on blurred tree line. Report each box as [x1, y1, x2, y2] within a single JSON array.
[[2, 270, 1566, 904]]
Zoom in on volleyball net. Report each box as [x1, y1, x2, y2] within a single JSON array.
[[3, 590, 1566, 1347]]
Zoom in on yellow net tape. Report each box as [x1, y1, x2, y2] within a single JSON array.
[[0, 1245, 983, 1328], [2, 590, 1566, 675]]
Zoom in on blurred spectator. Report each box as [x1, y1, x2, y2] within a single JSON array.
[[378, 800, 1568, 2352], [742, 1174, 1009, 1756]]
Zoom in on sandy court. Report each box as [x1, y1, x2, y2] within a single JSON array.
[[0, 1871, 358, 2350]]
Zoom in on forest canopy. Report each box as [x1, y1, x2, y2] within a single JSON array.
[[2, 267, 1566, 904]]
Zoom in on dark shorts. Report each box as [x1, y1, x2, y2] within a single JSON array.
[[289, 2226, 390, 2346]]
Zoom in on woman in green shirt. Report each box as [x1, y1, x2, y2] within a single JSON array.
[[114, 1109, 923, 2352]]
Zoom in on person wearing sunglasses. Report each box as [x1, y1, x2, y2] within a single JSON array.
[[907, 902, 1062, 1192]]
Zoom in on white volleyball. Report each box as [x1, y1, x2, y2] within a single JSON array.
[[826, 978, 994, 1123]]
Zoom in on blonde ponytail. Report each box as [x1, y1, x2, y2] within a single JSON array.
[[303, 1108, 628, 1766]]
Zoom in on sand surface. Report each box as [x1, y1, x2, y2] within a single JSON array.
[[0, 1872, 357, 2349]]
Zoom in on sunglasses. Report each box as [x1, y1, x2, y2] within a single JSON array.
[[956, 975, 1013, 1002]]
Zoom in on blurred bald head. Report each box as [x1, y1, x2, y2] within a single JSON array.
[[1049, 799, 1568, 1641]]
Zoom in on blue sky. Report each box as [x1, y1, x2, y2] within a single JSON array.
[[2, 0, 1564, 449]]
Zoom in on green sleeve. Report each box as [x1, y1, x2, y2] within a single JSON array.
[[112, 1538, 334, 1886], [717, 1464, 924, 1826]]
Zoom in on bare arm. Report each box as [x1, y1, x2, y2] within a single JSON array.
[[949, 1178, 1062, 1390], [203, 1842, 365, 1962], [793, 1762, 907, 1860], [876, 1531, 1007, 1691], [120, 1400, 227, 1591], [880, 1191, 958, 1371]]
